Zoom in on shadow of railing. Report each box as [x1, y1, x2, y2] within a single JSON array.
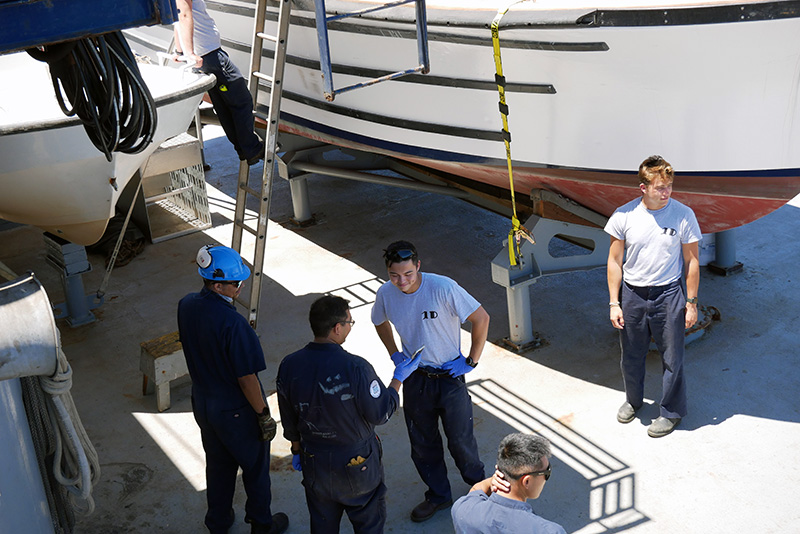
[[468, 378, 649, 533]]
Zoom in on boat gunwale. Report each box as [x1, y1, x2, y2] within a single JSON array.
[[0, 72, 215, 136]]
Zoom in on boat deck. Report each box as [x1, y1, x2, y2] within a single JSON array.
[[1, 124, 798, 533]]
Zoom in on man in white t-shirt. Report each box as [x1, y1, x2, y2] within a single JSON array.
[[605, 155, 701, 438], [371, 241, 490, 522], [174, 0, 264, 165]]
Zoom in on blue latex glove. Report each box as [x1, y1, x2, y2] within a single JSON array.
[[390, 351, 407, 366], [292, 454, 302, 471], [442, 355, 474, 378], [393, 350, 423, 382]]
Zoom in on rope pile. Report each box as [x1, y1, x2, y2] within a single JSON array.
[[22, 344, 101, 532]]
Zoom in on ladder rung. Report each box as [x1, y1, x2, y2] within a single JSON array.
[[253, 71, 274, 84], [240, 184, 260, 197], [254, 110, 272, 122], [256, 32, 278, 43], [234, 220, 259, 236]]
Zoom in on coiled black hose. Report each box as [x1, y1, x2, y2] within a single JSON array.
[[27, 31, 157, 162]]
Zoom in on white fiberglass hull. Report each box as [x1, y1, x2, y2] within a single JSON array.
[[0, 52, 215, 245], [126, 1, 800, 232]]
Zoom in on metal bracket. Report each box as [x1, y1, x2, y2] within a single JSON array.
[[491, 214, 610, 350]]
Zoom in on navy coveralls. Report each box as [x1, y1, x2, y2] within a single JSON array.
[[277, 342, 399, 534], [178, 287, 273, 533]]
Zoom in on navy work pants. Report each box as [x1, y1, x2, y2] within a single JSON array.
[[192, 395, 273, 532], [200, 48, 262, 162], [300, 436, 386, 534], [403, 370, 485, 504], [620, 280, 688, 419]]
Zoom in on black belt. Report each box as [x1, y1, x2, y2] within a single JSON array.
[[416, 366, 450, 379]]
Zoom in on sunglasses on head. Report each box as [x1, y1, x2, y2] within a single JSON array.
[[384, 248, 415, 263]]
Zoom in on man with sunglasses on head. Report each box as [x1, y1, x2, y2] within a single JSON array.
[[178, 245, 288, 534], [371, 240, 490, 522], [277, 295, 422, 533], [451, 433, 565, 534]]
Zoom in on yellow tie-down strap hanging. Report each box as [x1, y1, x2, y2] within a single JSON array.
[[491, 0, 535, 267]]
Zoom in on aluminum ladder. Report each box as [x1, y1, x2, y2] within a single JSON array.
[[232, 0, 430, 327], [314, 0, 430, 101], [231, 0, 292, 328]]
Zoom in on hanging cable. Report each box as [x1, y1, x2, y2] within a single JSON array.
[[27, 31, 157, 162], [492, 1, 536, 267]]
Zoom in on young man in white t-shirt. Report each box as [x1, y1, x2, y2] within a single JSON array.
[[605, 155, 701, 438], [371, 241, 490, 521], [174, 0, 264, 165]]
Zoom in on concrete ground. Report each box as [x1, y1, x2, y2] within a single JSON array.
[[2, 125, 799, 533]]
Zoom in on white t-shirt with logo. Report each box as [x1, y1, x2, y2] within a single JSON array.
[[371, 273, 480, 367], [604, 198, 701, 287]]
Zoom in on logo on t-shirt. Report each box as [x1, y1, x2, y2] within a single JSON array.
[[661, 227, 677, 236], [421, 310, 438, 320], [369, 380, 381, 398]]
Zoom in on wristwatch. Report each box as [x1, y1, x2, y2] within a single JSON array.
[[465, 356, 479, 368], [686, 297, 698, 304]]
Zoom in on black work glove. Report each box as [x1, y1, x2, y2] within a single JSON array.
[[257, 408, 277, 442]]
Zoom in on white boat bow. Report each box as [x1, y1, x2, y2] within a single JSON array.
[[0, 51, 215, 245]]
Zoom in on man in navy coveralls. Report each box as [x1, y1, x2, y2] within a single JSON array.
[[277, 295, 421, 533], [178, 245, 288, 534]]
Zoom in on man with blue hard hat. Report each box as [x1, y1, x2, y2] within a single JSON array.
[[178, 245, 288, 534], [277, 295, 422, 533]]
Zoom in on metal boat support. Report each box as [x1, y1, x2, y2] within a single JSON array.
[[491, 214, 610, 351], [708, 228, 744, 276], [44, 233, 102, 327]]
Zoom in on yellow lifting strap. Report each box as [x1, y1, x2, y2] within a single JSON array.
[[491, 0, 534, 267]]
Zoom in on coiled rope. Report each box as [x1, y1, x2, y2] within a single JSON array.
[[21, 342, 101, 527], [27, 31, 157, 162]]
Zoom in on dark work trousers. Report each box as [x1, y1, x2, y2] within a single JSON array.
[[199, 48, 262, 162], [301, 436, 386, 534], [620, 279, 688, 419], [192, 395, 273, 532], [402, 369, 485, 504]]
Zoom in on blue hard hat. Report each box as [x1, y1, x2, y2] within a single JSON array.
[[196, 245, 250, 281]]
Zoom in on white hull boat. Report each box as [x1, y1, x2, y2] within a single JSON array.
[[125, 0, 800, 232], [0, 52, 215, 245]]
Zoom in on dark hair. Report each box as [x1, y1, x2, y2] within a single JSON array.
[[383, 240, 418, 267], [496, 433, 551, 479], [309, 295, 350, 337], [639, 155, 674, 186]]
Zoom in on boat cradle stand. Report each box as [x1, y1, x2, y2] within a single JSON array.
[[707, 228, 744, 276], [491, 190, 611, 352], [44, 232, 102, 327]]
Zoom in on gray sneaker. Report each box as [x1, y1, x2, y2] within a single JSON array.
[[616, 401, 638, 424], [647, 416, 681, 438]]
